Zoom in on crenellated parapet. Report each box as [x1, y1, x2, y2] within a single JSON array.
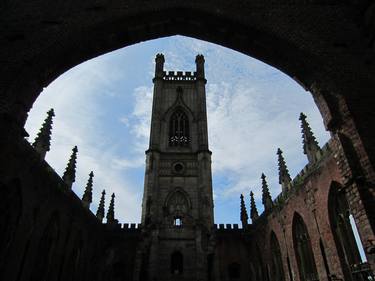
[[214, 223, 242, 231], [162, 71, 197, 81]]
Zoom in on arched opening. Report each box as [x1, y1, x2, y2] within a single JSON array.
[[2, 6, 375, 279], [169, 108, 190, 146], [30, 213, 60, 281], [0, 180, 22, 267], [328, 182, 373, 281], [227, 262, 241, 279], [170, 251, 183, 275], [292, 213, 318, 281], [270, 231, 285, 281], [63, 233, 83, 281]]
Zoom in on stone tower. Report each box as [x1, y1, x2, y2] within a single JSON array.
[[137, 54, 214, 281]]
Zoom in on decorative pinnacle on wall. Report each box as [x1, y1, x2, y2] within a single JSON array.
[[240, 194, 249, 228], [82, 171, 94, 209], [96, 190, 106, 222], [154, 53, 165, 79], [250, 191, 259, 222], [32, 108, 55, 160], [106, 193, 116, 224], [277, 148, 292, 193], [261, 173, 273, 211], [62, 146, 78, 189], [299, 112, 321, 163], [195, 54, 205, 80]]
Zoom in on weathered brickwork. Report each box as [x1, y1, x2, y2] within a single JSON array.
[[1, 1, 375, 278]]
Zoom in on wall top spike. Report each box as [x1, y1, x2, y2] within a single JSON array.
[[277, 148, 292, 193]]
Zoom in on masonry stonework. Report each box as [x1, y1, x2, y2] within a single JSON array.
[[1, 54, 374, 281]]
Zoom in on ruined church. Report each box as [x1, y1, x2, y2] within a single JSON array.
[[0, 54, 374, 281]]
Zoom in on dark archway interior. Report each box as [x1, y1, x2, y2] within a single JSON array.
[[1, 0, 374, 278]]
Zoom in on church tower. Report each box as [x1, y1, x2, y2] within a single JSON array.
[[138, 54, 214, 281]]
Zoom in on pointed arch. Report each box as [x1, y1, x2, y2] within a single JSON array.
[[292, 212, 318, 281], [328, 181, 364, 280], [270, 231, 285, 281], [31, 212, 60, 281], [63, 231, 84, 281], [170, 251, 183, 275], [169, 107, 190, 146], [165, 188, 192, 214], [0, 179, 22, 263], [254, 244, 266, 281]]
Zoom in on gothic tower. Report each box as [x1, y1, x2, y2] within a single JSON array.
[[137, 54, 214, 281]]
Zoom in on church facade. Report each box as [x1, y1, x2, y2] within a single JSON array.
[[0, 54, 373, 281]]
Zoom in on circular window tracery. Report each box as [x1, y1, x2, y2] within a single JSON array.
[[172, 162, 185, 174]]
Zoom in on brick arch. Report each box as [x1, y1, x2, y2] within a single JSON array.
[[1, 0, 374, 271]]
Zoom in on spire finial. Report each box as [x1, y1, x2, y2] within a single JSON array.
[[82, 171, 94, 209], [32, 108, 55, 159], [96, 189, 106, 222], [250, 191, 259, 222], [299, 113, 321, 163], [154, 53, 165, 79], [277, 148, 292, 193], [195, 54, 205, 79], [261, 173, 273, 211], [240, 194, 248, 228], [106, 193, 116, 224], [62, 146, 78, 189]]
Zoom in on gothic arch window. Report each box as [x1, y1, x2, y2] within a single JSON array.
[[254, 244, 265, 281], [328, 182, 369, 281], [31, 213, 60, 281], [270, 232, 285, 281], [228, 262, 241, 279], [166, 190, 190, 217], [0, 180, 22, 266], [171, 251, 183, 275], [169, 109, 190, 146], [64, 233, 83, 281], [292, 213, 318, 281]]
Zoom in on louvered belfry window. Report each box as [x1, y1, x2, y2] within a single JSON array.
[[169, 109, 190, 146]]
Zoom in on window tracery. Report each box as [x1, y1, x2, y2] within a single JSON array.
[[169, 109, 190, 146], [167, 191, 189, 216], [292, 213, 318, 281]]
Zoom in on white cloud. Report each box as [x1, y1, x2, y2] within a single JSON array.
[[25, 35, 330, 225]]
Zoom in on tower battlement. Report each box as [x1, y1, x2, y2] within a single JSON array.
[[162, 70, 197, 81]]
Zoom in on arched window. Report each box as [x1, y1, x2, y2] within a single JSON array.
[[166, 190, 190, 216], [292, 213, 318, 281], [270, 232, 285, 281], [0, 180, 22, 266], [169, 109, 190, 146], [171, 251, 183, 275], [328, 182, 372, 281], [31, 214, 60, 281], [228, 262, 241, 279], [63, 234, 83, 281], [254, 245, 265, 281]]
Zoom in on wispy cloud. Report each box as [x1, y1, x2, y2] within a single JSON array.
[[25, 35, 330, 224]]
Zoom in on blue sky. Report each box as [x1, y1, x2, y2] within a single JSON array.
[[24, 35, 331, 225]]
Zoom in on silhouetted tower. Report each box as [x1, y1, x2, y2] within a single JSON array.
[[62, 146, 78, 189], [32, 108, 55, 160], [261, 173, 273, 211], [138, 54, 214, 281], [299, 112, 321, 163], [277, 148, 291, 193]]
